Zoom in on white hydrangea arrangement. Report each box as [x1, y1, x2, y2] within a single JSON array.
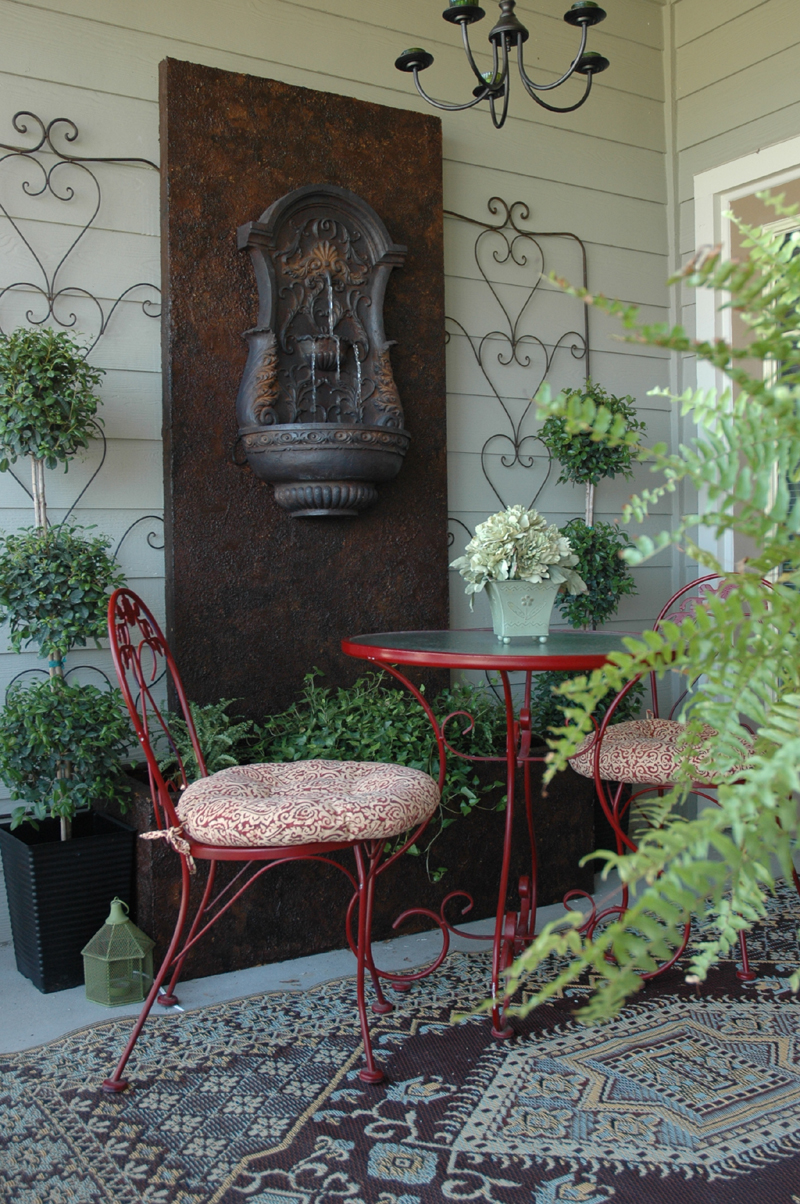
[[451, 504, 588, 605]]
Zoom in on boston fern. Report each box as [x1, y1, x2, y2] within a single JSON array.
[[0, 678, 133, 829], [498, 196, 800, 1022], [529, 669, 644, 740]]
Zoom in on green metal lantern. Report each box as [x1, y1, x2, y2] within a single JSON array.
[[81, 897, 155, 1007]]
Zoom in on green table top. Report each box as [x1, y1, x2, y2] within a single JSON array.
[[342, 628, 629, 671]]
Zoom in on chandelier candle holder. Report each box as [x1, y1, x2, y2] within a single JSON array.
[[395, 1, 609, 130]]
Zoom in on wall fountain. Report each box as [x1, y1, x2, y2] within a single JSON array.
[[236, 184, 410, 517]]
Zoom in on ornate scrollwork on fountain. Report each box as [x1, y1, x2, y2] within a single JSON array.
[[236, 184, 409, 517]]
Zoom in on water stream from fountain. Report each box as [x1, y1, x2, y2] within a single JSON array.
[[310, 338, 317, 417], [326, 273, 341, 382]]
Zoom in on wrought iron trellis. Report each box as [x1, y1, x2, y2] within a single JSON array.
[[0, 111, 164, 693], [444, 196, 590, 548]]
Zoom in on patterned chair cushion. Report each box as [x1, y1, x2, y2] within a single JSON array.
[[177, 759, 440, 848], [568, 717, 722, 786]]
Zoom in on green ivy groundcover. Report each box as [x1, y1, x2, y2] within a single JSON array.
[[2, 882, 800, 1204]]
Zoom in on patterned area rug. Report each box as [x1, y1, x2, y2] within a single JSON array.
[[3, 884, 800, 1204]]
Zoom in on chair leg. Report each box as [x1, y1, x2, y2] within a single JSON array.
[[736, 928, 757, 982], [362, 868, 394, 1015], [353, 846, 385, 1084], [158, 861, 217, 1006], [102, 856, 194, 1093], [363, 886, 395, 1016]]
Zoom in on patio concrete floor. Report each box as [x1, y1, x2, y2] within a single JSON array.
[[0, 872, 623, 1055]]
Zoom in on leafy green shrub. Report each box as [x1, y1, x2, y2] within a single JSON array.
[[253, 671, 508, 879], [0, 678, 133, 828], [555, 518, 637, 629], [529, 669, 644, 739], [256, 667, 505, 793], [160, 698, 256, 781], [0, 327, 103, 470], [539, 380, 646, 487], [163, 671, 647, 881], [0, 525, 124, 660]]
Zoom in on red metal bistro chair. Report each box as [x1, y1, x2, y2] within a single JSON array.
[[102, 588, 446, 1091], [567, 573, 794, 981]]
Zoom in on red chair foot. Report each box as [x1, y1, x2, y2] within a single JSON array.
[[157, 994, 180, 1007], [101, 1078, 129, 1093], [359, 1066, 386, 1084], [491, 1025, 514, 1040], [392, 981, 412, 993], [736, 968, 757, 982], [371, 1000, 394, 1014]]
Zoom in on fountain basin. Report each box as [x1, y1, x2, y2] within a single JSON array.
[[239, 423, 410, 516]]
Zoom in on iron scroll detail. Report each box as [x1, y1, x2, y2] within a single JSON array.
[[444, 197, 590, 545], [0, 110, 162, 579], [235, 184, 409, 517]]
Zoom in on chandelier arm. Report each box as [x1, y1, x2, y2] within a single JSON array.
[[410, 68, 493, 113], [524, 71, 594, 114], [489, 41, 512, 129], [489, 81, 511, 129], [517, 23, 588, 93], [461, 20, 493, 87]]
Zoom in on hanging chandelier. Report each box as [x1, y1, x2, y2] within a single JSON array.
[[395, 1, 610, 130]]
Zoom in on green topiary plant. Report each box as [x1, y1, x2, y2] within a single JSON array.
[[0, 328, 127, 839], [0, 678, 133, 830], [555, 517, 637, 630], [0, 525, 123, 662], [0, 327, 103, 527], [539, 379, 646, 523], [536, 383, 643, 715]]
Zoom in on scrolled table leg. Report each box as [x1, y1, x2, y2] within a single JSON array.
[[491, 911, 518, 1039]]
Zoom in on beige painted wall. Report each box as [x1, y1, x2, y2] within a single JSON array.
[[0, 0, 673, 765]]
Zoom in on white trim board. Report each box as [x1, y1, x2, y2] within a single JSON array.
[[693, 136, 800, 570]]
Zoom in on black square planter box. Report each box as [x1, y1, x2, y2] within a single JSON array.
[[0, 811, 136, 993]]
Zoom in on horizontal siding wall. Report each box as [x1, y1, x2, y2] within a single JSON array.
[[673, 0, 800, 334], [0, 0, 671, 810], [662, 0, 800, 554]]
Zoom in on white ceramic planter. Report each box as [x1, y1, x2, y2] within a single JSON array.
[[485, 578, 561, 639]]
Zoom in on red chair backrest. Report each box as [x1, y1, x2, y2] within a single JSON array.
[[108, 588, 207, 831], [649, 572, 771, 719]]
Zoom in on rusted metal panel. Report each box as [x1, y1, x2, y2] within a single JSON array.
[[160, 59, 448, 717]]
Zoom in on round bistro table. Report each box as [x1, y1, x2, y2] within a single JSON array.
[[342, 627, 628, 1037]]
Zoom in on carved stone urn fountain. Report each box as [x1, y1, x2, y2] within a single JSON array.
[[236, 184, 410, 517]]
